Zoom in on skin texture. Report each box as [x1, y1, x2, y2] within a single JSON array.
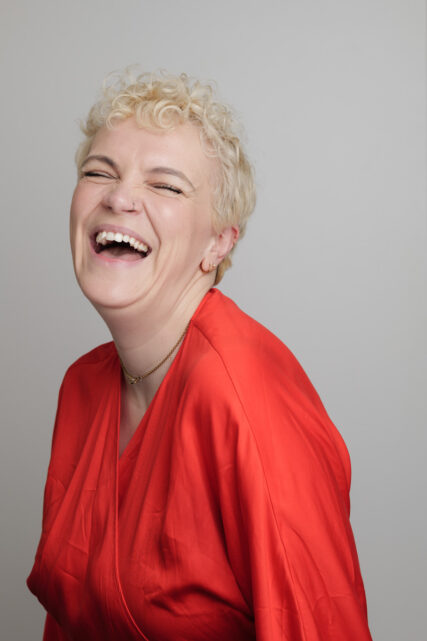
[[69, 117, 238, 452]]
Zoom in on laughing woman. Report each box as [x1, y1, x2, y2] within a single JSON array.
[[27, 70, 372, 641]]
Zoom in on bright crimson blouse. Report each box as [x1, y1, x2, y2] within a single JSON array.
[[27, 289, 372, 640]]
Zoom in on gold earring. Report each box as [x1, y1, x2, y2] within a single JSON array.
[[201, 260, 217, 274]]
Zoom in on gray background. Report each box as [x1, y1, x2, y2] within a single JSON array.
[[1, 1, 426, 639]]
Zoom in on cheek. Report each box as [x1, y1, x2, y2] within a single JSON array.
[[190, 211, 215, 247], [70, 183, 102, 222], [168, 215, 212, 254], [69, 187, 84, 228], [69, 187, 90, 256], [169, 200, 214, 241], [69, 192, 77, 230]]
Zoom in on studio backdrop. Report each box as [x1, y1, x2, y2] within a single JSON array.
[[1, 1, 426, 640]]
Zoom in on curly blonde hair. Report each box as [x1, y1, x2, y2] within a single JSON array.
[[75, 69, 256, 283]]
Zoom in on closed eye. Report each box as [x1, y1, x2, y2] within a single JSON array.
[[154, 184, 183, 194], [81, 170, 114, 179]]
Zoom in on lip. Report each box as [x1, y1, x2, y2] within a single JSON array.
[[89, 223, 152, 264]]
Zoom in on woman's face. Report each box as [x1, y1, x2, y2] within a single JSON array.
[[70, 117, 219, 312]]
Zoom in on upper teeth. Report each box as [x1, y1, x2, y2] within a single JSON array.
[[95, 231, 149, 254]]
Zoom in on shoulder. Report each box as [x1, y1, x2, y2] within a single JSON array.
[[61, 341, 117, 389], [191, 289, 322, 408], [65, 341, 117, 374], [54, 341, 118, 429], [193, 288, 281, 349], [49, 342, 118, 473], [187, 289, 351, 494]]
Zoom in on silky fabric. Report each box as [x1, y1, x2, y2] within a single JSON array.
[[27, 289, 372, 640]]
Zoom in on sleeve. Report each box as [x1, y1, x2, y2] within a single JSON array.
[[43, 614, 68, 641], [207, 389, 373, 641]]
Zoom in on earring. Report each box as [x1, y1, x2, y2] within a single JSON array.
[[200, 259, 217, 274]]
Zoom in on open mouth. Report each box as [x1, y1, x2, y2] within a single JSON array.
[[93, 230, 152, 260]]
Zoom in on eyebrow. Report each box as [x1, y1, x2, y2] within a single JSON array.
[[81, 155, 119, 173], [81, 156, 195, 191]]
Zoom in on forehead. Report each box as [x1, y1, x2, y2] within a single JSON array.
[[89, 118, 217, 182]]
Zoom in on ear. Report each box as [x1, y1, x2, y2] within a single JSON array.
[[201, 226, 239, 273]]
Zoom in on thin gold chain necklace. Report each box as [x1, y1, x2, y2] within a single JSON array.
[[119, 323, 189, 385]]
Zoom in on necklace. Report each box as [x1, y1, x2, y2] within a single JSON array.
[[119, 323, 190, 385]]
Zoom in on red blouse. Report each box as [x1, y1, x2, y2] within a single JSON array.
[[27, 289, 372, 640]]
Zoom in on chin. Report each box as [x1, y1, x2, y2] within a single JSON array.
[[76, 273, 145, 312]]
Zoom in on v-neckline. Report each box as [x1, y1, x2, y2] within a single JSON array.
[[114, 288, 216, 465], [110, 289, 217, 638], [110, 323, 194, 641], [115, 322, 192, 465]]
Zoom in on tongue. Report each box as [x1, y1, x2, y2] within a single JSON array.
[[103, 246, 142, 261]]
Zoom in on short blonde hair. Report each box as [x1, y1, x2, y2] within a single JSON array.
[[75, 69, 256, 283]]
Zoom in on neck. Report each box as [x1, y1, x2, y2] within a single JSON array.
[[95, 278, 213, 408]]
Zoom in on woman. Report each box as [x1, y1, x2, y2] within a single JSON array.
[[27, 70, 372, 641]]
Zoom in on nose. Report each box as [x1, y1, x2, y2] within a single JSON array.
[[101, 181, 142, 214]]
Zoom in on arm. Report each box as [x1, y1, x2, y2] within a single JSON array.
[[183, 326, 373, 640], [43, 614, 68, 641], [204, 384, 372, 640]]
